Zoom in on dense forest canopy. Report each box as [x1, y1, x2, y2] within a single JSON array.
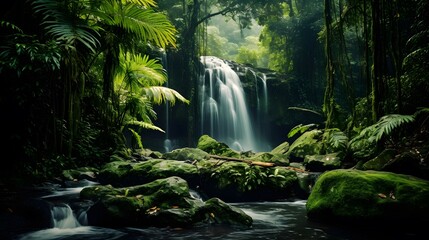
[[1, 0, 428, 183]]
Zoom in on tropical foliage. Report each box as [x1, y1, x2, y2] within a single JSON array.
[[0, 0, 187, 180]]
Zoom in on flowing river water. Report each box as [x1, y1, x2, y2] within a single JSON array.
[[2, 180, 424, 240]]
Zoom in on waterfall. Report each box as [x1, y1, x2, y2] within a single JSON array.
[[161, 50, 172, 152], [51, 204, 81, 229], [199, 56, 265, 152]]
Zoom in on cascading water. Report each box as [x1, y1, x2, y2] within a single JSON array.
[[51, 204, 81, 229], [160, 50, 172, 153], [199, 56, 266, 152]]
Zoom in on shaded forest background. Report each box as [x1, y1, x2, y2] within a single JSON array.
[[1, 0, 428, 184]]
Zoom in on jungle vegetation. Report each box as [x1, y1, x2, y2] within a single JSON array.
[[1, 0, 428, 183]]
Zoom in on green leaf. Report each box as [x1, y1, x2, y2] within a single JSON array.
[[287, 123, 317, 138]]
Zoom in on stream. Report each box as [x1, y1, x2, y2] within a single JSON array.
[[3, 180, 424, 240]]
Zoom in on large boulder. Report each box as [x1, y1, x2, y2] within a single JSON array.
[[80, 176, 252, 228], [306, 169, 429, 226], [197, 135, 240, 158], [303, 152, 343, 172], [163, 147, 210, 161]]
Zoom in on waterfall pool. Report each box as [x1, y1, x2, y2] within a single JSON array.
[[3, 180, 425, 240], [10, 200, 425, 240]]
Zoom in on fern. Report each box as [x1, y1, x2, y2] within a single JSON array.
[[128, 128, 143, 149], [287, 123, 318, 138], [126, 120, 165, 132], [349, 114, 414, 156], [374, 114, 414, 142], [325, 129, 348, 151]]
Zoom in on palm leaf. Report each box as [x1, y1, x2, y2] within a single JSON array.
[[32, 0, 100, 53], [95, 0, 176, 48], [287, 123, 317, 138], [141, 86, 189, 106]]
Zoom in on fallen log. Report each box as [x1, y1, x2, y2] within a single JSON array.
[[208, 154, 275, 167]]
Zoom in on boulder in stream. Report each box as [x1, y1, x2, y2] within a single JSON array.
[[306, 169, 429, 226], [80, 176, 252, 228]]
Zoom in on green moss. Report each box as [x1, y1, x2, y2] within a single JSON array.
[[80, 185, 122, 200], [197, 135, 240, 158], [98, 161, 133, 183], [363, 149, 396, 170], [163, 148, 209, 161], [306, 169, 429, 222], [286, 130, 323, 160]]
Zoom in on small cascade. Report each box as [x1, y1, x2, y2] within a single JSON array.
[[199, 56, 261, 152], [51, 204, 81, 229]]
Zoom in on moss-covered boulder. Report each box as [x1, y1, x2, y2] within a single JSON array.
[[62, 167, 99, 181], [197, 135, 240, 158], [133, 160, 199, 186], [195, 198, 252, 227], [97, 159, 200, 187], [286, 130, 323, 162], [97, 161, 134, 184], [303, 152, 343, 172], [362, 149, 396, 171], [80, 177, 252, 228], [163, 147, 210, 161], [306, 169, 429, 225]]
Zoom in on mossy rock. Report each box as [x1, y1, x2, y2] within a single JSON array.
[[195, 198, 252, 227], [62, 167, 98, 181], [363, 149, 397, 171], [98, 161, 134, 184], [81, 177, 252, 228], [304, 152, 343, 172], [286, 130, 323, 162], [197, 135, 240, 158], [306, 169, 429, 225], [81, 176, 195, 227], [163, 148, 210, 161]]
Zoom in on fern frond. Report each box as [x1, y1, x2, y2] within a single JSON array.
[[415, 107, 429, 116], [327, 129, 349, 150], [374, 114, 414, 142], [287, 123, 318, 138], [128, 128, 143, 149], [126, 120, 165, 132]]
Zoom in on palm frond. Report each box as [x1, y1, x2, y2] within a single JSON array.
[[127, 0, 157, 8], [287, 123, 318, 138], [32, 0, 100, 53], [0, 20, 23, 33], [96, 0, 176, 48], [141, 86, 189, 106]]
